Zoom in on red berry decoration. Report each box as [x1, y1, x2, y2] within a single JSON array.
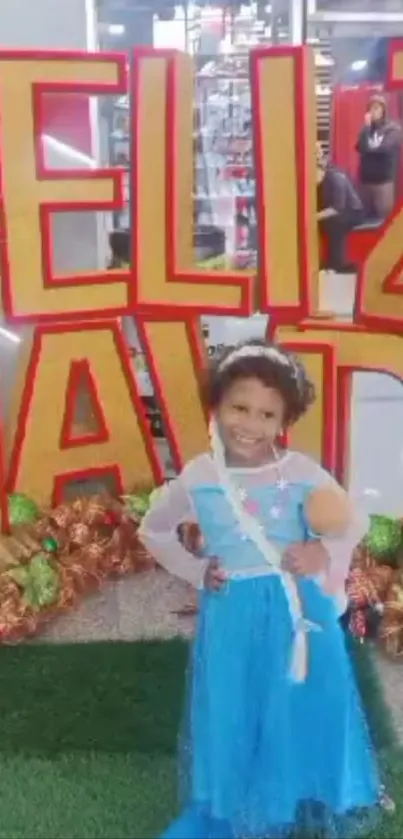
[[103, 510, 120, 528], [350, 609, 367, 639]]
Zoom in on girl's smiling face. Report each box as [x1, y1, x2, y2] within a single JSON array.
[[215, 376, 285, 467]]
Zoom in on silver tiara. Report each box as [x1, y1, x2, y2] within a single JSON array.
[[218, 345, 301, 389], [219, 345, 290, 370]]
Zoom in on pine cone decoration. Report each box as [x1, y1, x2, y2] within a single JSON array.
[[82, 497, 110, 527], [379, 578, 403, 657], [33, 518, 66, 552], [351, 544, 376, 572], [69, 522, 92, 548], [66, 555, 96, 594], [57, 566, 79, 610], [349, 608, 367, 639], [0, 574, 39, 642], [346, 567, 378, 609], [49, 504, 75, 530], [84, 542, 108, 575], [368, 564, 394, 599]]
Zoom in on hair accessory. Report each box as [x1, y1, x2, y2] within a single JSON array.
[[218, 344, 302, 392], [218, 345, 290, 372]]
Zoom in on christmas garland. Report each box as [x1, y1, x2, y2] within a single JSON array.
[[1, 491, 403, 656], [347, 514, 403, 656]]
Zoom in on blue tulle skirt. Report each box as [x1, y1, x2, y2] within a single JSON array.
[[161, 575, 381, 839]]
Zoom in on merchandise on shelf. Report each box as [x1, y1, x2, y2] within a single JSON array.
[[109, 95, 130, 231], [193, 10, 334, 267], [194, 51, 256, 269]]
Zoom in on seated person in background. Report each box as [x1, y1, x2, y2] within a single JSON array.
[[108, 230, 130, 269], [317, 155, 363, 273], [356, 94, 402, 220]]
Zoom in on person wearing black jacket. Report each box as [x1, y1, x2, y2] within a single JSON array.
[[356, 94, 402, 220], [317, 158, 364, 273]]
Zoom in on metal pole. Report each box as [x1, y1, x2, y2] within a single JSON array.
[[301, 0, 308, 43], [290, 0, 308, 44]]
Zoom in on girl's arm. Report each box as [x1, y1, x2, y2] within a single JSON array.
[[302, 456, 369, 588], [138, 477, 209, 589]]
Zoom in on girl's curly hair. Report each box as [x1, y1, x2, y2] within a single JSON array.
[[205, 340, 315, 427]]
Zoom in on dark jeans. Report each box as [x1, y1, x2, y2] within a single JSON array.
[[319, 209, 363, 272], [360, 181, 394, 220]]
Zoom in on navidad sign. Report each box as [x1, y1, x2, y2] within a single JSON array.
[[0, 42, 403, 532]]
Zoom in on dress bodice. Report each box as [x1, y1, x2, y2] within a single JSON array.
[[190, 482, 310, 572], [139, 450, 368, 592]]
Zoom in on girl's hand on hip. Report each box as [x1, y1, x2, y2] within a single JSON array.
[[178, 522, 204, 555], [204, 559, 227, 591], [282, 541, 330, 577]]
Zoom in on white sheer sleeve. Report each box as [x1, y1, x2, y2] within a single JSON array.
[[138, 474, 209, 589], [296, 453, 369, 587]]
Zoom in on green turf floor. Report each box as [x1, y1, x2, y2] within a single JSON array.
[[0, 639, 399, 838]]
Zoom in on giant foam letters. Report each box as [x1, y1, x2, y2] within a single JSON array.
[[135, 317, 209, 470], [354, 40, 403, 331], [275, 323, 403, 485], [250, 47, 319, 319], [0, 51, 157, 519], [1, 42, 403, 529], [6, 322, 160, 506], [0, 51, 130, 322], [131, 50, 253, 315]]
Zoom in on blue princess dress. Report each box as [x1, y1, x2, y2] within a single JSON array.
[[140, 451, 381, 839]]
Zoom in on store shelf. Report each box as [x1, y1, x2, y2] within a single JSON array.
[[312, 37, 334, 153]]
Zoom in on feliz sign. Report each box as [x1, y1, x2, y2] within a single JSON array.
[[1, 43, 403, 530]]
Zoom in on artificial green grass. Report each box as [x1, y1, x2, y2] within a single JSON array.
[[0, 639, 399, 838], [346, 635, 396, 753], [0, 640, 187, 756]]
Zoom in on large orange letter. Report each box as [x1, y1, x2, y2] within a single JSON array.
[[131, 49, 253, 315], [269, 337, 337, 470], [6, 321, 161, 506], [135, 316, 209, 471], [0, 51, 129, 322], [275, 323, 403, 483], [250, 47, 319, 321], [354, 39, 403, 331]]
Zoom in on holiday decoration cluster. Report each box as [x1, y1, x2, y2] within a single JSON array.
[[2, 488, 403, 655], [0, 490, 152, 641], [348, 515, 403, 655]]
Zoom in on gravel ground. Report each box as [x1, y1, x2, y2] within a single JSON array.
[[39, 568, 403, 742], [40, 569, 195, 643]]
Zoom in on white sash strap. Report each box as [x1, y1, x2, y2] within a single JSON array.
[[210, 421, 320, 683]]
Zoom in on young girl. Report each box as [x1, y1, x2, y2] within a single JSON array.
[[139, 341, 381, 839]]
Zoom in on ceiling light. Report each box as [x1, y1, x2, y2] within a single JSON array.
[[108, 23, 125, 36], [0, 326, 21, 344], [350, 59, 367, 72]]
